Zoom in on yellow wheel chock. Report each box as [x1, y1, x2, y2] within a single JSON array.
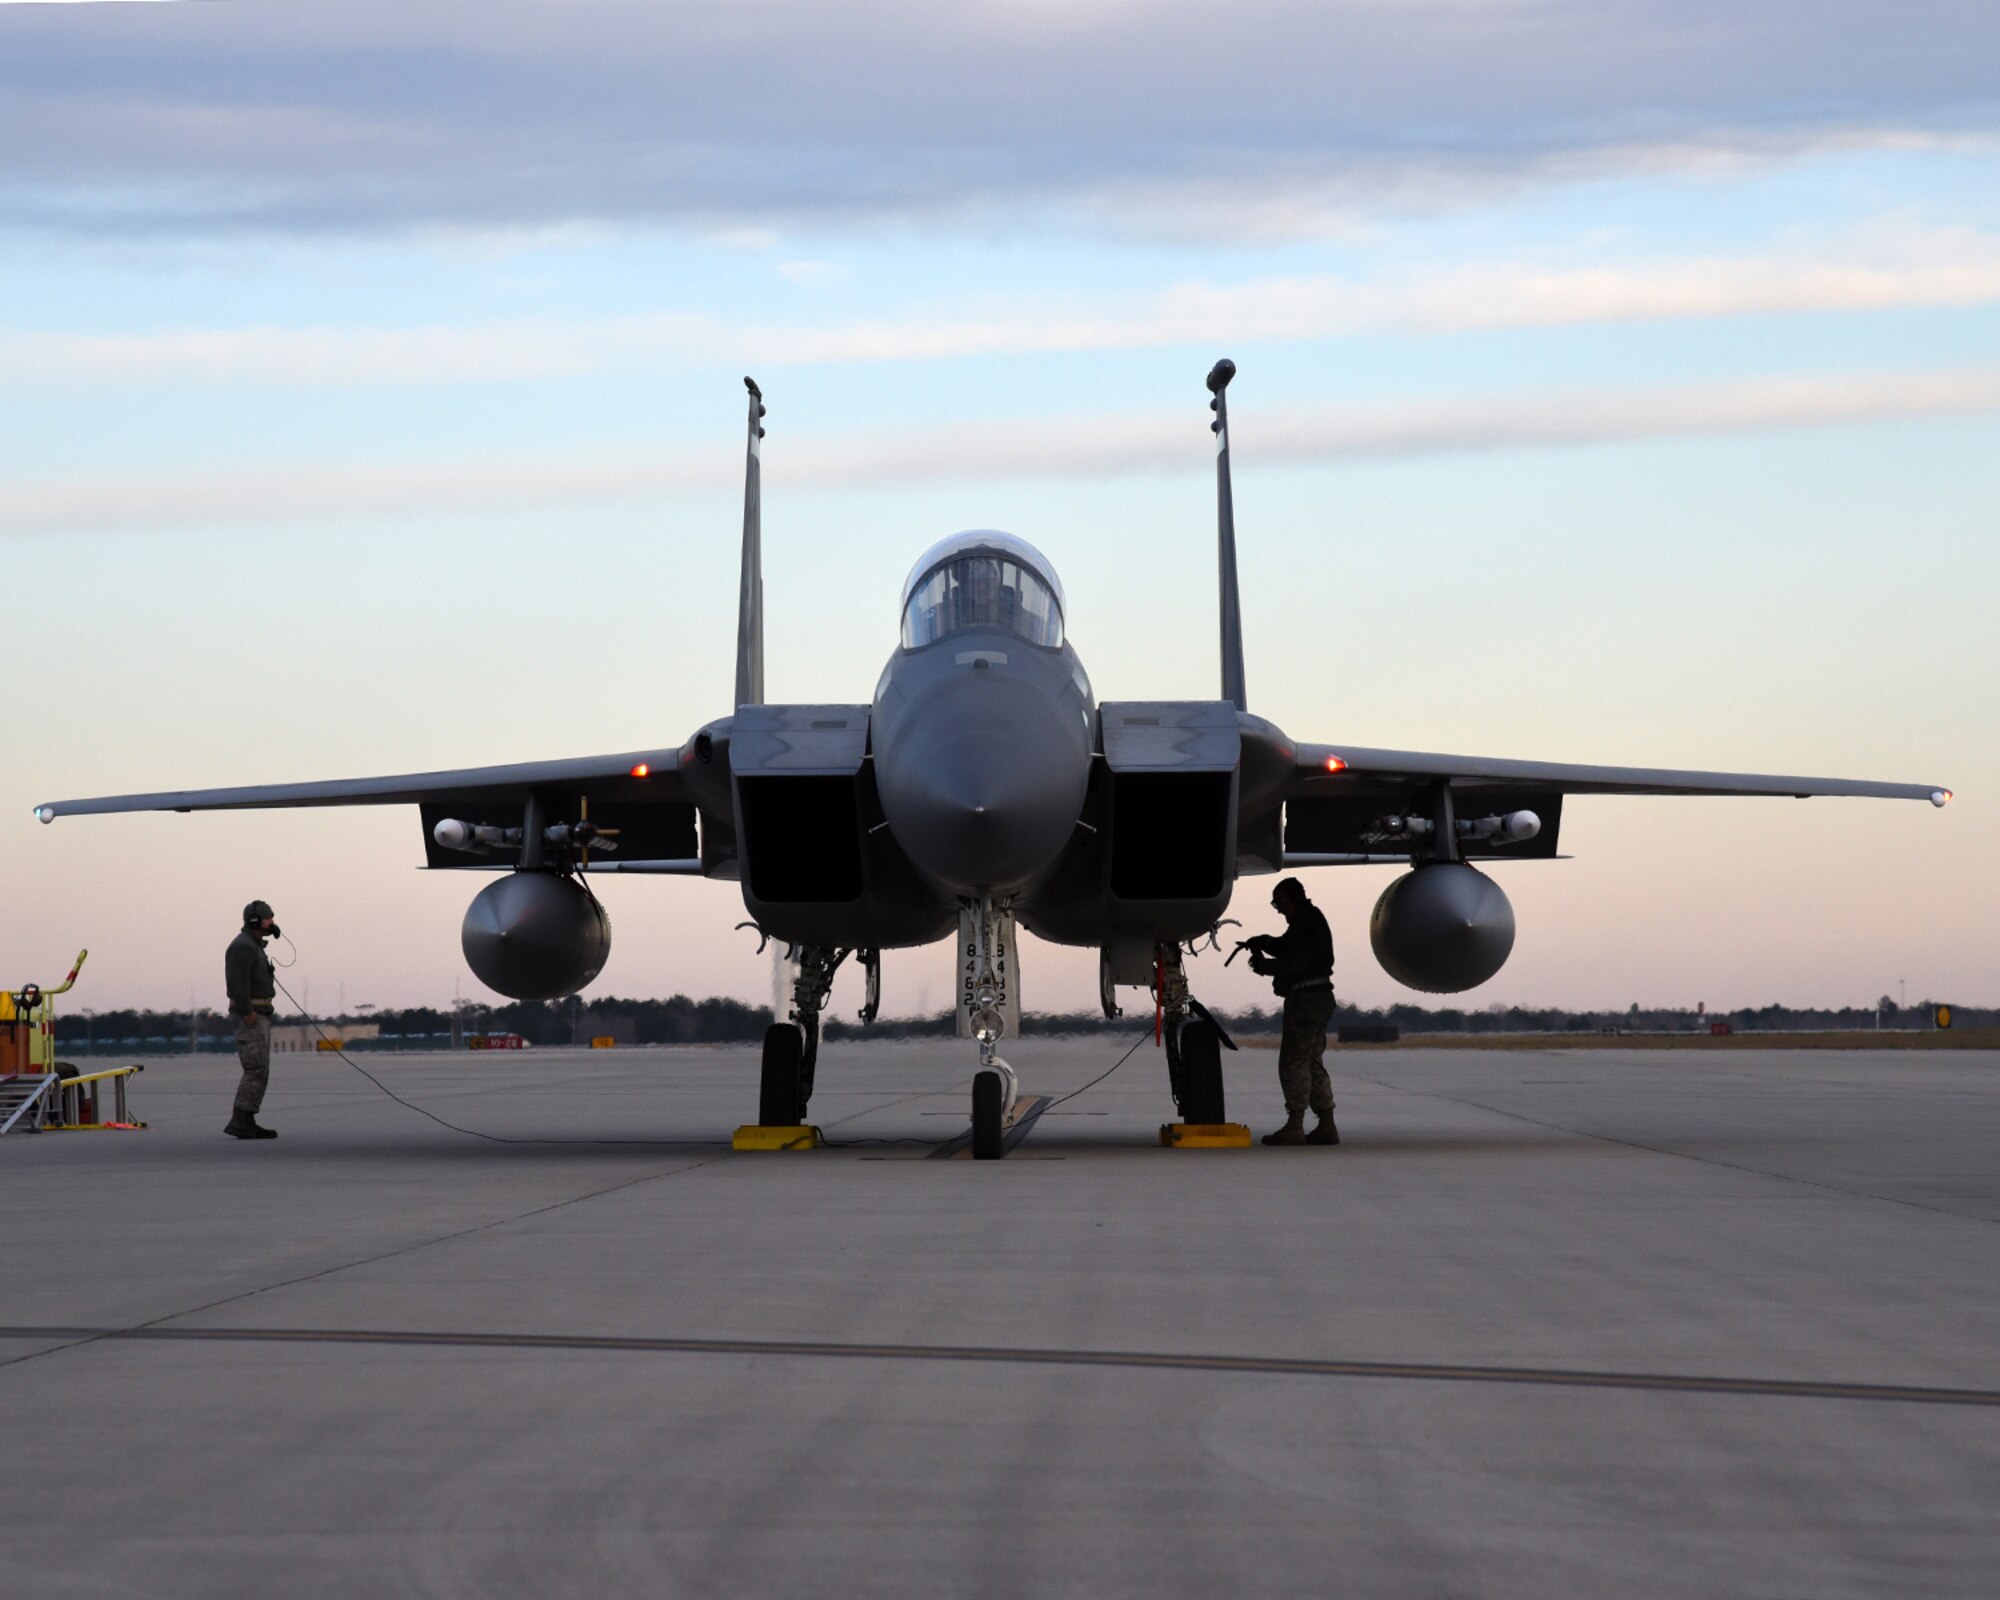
[[732, 1124, 823, 1151], [1159, 1122, 1252, 1148]]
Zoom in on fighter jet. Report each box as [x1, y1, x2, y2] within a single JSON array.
[[35, 364, 1951, 1157]]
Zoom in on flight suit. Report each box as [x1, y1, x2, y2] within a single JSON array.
[[225, 927, 277, 1116]]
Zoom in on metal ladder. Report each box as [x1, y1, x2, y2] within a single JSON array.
[[51, 1066, 146, 1130], [0, 1074, 56, 1135]]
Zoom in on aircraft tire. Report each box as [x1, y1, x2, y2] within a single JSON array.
[[1178, 1020, 1226, 1125], [799, 1013, 820, 1109], [759, 1024, 806, 1126], [971, 1069, 1005, 1160]]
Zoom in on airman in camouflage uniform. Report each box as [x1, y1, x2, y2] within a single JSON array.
[[224, 901, 280, 1140], [1244, 877, 1339, 1146]]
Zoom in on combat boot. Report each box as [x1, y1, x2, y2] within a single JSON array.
[[1306, 1115, 1340, 1146], [224, 1113, 277, 1140], [1261, 1114, 1306, 1146]]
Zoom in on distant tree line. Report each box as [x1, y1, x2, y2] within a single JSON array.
[[45, 994, 1985, 1053]]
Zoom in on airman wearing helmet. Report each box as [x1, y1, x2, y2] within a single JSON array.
[[223, 901, 281, 1140]]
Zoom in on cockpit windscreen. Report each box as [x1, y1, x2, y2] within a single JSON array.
[[901, 555, 1064, 650]]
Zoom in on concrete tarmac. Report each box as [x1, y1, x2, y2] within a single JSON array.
[[4, 1039, 1998, 1598]]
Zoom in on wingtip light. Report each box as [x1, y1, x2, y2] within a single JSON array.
[[33, 805, 54, 824], [1932, 789, 1952, 807], [630, 763, 651, 779], [1324, 755, 1348, 774]]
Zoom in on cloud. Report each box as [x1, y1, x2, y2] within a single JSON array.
[[1, 2, 1995, 236], [6, 367, 1997, 534], [11, 231, 2000, 385]]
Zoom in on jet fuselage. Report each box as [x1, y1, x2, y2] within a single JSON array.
[[871, 621, 1095, 900]]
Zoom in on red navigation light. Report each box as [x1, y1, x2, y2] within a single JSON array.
[[630, 763, 650, 778], [1324, 755, 1348, 773]]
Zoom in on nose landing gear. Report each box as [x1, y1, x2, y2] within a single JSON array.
[[972, 1066, 1006, 1160], [963, 898, 1021, 1160]]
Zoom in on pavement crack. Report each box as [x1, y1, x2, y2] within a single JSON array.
[[0, 1083, 956, 1376], [0, 1151, 739, 1374], [1339, 1065, 1999, 1226], [3, 1324, 1995, 1410]]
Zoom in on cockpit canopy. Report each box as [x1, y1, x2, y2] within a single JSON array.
[[900, 530, 1065, 651]]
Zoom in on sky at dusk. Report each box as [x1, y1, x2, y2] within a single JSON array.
[[1, 1, 1993, 1021]]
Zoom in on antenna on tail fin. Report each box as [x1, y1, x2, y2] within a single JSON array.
[[735, 377, 767, 708], [1208, 358, 1248, 711]]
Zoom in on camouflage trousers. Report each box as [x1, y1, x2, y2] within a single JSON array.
[[232, 1013, 271, 1115], [1277, 985, 1337, 1117]]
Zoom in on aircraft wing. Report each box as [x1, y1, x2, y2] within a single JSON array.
[[1293, 744, 1951, 803], [1278, 741, 1950, 865], [32, 748, 705, 870], [33, 748, 688, 818]]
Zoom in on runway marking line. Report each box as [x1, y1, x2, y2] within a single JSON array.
[[2, 1325, 1995, 1410]]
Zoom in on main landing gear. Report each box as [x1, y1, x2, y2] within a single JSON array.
[[758, 945, 852, 1127], [758, 1022, 807, 1126], [1157, 943, 1232, 1125]]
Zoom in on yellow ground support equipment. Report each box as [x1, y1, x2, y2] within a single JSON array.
[[1159, 1122, 1253, 1148], [0, 948, 84, 1075], [1, 950, 148, 1135], [732, 1124, 823, 1151], [40, 1065, 147, 1131]]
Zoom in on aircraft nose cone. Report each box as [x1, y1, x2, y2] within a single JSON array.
[[888, 747, 1076, 892], [875, 678, 1090, 894]]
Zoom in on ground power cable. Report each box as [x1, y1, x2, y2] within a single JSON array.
[[271, 973, 730, 1148], [824, 1025, 1153, 1147], [1040, 1027, 1153, 1110], [272, 963, 1154, 1149], [273, 972, 958, 1150], [820, 1133, 940, 1147]]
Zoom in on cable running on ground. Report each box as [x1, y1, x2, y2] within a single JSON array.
[[273, 975, 727, 1148], [1040, 1028, 1153, 1110], [274, 973, 1151, 1148]]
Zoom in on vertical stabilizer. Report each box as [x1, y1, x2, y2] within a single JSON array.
[[735, 377, 767, 708], [1207, 359, 1248, 711]]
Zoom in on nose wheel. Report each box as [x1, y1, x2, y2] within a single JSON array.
[[972, 1069, 1005, 1160], [969, 1049, 1021, 1160]]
